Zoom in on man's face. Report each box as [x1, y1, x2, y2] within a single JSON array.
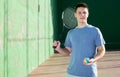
[[75, 7, 89, 23]]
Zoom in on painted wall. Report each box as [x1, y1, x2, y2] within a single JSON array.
[[0, 0, 55, 77]]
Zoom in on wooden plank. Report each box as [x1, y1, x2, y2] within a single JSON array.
[[28, 51, 120, 77]]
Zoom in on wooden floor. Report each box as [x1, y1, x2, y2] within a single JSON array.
[[28, 51, 120, 77]]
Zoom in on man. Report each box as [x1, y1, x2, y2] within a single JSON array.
[[53, 3, 105, 77]]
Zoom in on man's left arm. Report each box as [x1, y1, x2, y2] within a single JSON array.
[[86, 45, 105, 65], [94, 45, 105, 61]]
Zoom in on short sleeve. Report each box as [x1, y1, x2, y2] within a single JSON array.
[[95, 28, 105, 47], [64, 31, 72, 48]]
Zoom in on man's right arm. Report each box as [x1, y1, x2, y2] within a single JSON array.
[[55, 47, 71, 56], [53, 41, 71, 56]]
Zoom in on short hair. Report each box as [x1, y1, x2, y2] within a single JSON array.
[[75, 3, 89, 12]]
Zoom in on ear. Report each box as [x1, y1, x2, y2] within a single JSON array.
[[87, 12, 89, 17], [87, 11, 89, 17], [74, 13, 77, 18]]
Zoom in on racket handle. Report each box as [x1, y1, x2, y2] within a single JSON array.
[[53, 41, 59, 49], [53, 46, 57, 49]]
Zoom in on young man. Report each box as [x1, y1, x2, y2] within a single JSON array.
[[53, 3, 105, 77]]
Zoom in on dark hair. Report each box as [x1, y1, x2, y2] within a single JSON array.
[[75, 3, 89, 12]]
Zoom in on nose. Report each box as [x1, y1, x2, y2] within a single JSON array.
[[81, 13, 85, 16]]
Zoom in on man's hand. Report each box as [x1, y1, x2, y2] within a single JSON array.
[[53, 41, 61, 50]]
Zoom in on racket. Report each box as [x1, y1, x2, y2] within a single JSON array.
[[53, 7, 77, 48]]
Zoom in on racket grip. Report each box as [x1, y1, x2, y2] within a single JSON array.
[[53, 46, 57, 49]]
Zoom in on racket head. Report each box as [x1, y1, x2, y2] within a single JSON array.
[[53, 7, 77, 49], [62, 7, 77, 29]]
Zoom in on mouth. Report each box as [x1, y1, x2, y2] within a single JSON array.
[[80, 17, 85, 19], [80, 18, 85, 20]]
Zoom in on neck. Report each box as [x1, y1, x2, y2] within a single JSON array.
[[77, 22, 88, 28]]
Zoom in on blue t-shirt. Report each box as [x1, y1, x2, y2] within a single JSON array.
[[64, 25, 105, 77]]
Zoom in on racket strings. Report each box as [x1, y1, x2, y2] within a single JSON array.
[[62, 7, 77, 29]]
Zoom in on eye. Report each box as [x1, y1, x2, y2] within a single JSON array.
[[78, 12, 81, 14], [83, 11, 87, 14]]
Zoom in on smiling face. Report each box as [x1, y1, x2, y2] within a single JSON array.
[[74, 7, 89, 24]]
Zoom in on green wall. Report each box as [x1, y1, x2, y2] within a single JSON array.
[[57, 0, 120, 50], [0, 0, 4, 77], [0, 0, 54, 77]]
